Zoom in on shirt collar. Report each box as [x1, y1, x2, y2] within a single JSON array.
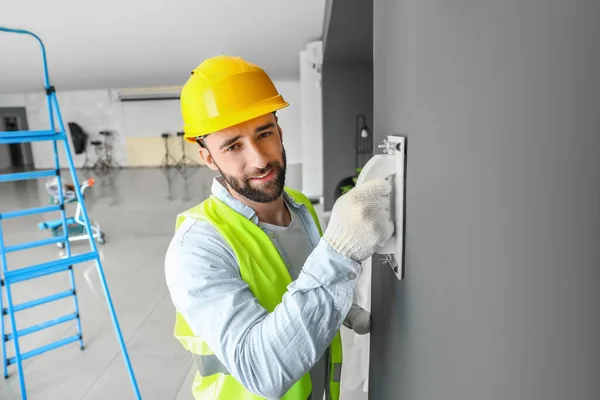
[[210, 176, 303, 224]]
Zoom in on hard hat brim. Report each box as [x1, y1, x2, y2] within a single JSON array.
[[184, 96, 289, 143]]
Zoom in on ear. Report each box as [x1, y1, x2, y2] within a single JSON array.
[[198, 146, 219, 172]]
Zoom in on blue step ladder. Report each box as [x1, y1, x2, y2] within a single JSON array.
[[0, 27, 141, 399]]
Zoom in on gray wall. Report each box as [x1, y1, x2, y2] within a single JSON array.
[[323, 0, 373, 64], [322, 63, 373, 210], [0, 145, 11, 169], [321, 0, 373, 211], [370, 1, 600, 399]]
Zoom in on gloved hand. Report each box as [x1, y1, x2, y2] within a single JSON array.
[[343, 304, 371, 335], [323, 179, 394, 262]]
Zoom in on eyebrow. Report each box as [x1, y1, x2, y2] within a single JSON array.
[[219, 135, 243, 150], [255, 122, 276, 133], [218, 123, 276, 150]]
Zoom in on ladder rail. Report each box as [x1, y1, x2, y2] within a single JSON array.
[[0, 224, 8, 380], [0, 222, 25, 391], [0, 26, 141, 400]]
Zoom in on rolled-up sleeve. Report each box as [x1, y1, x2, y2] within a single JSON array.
[[164, 218, 362, 399]]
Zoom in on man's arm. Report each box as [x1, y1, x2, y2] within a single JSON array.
[[165, 219, 361, 399]]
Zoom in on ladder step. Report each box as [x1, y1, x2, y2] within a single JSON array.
[[4, 313, 78, 341], [6, 289, 75, 313], [4, 252, 97, 284], [6, 334, 81, 365], [0, 204, 62, 219], [0, 130, 64, 144], [2, 235, 67, 254], [0, 130, 56, 138], [0, 169, 58, 183]]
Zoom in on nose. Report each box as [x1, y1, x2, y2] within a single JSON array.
[[245, 141, 269, 170]]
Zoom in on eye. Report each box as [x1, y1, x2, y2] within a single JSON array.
[[258, 131, 273, 139], [226, 143, 241, 152]]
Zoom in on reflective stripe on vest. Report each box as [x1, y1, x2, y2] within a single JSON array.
[[192, 349, 341, 390], [174, 187, 343, 400], [333, 363, 342, 383]]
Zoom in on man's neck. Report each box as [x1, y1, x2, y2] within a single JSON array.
[[228, 186, 291, 227]]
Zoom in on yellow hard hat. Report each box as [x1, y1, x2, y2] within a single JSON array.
[[180, 55, 289, 142]]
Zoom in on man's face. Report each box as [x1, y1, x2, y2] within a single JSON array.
[[199, 113, 287, 203]]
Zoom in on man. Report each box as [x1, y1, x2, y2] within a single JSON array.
[[165, 55, 394, 400]]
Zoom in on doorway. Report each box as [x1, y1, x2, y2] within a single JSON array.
[[0, 107, 34, 170]]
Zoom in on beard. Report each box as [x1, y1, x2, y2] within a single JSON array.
[[215, 148, 287, 203]]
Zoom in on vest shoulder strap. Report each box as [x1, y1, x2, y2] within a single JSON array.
[[284, 187, 323, 236]]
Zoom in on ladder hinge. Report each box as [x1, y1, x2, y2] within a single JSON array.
[[1, 308, 6, 316], [60, 204, 65, 210], [45, 86, 56, 95], [55, 169, 61, 176]]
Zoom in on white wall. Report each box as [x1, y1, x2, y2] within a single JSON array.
[[271, 81, 302, 165], [300, 50, 324, 199], [0, 80, 301, 169], [0, 90, 125, 169], [119, 99, 182, 140], [0, 93, 27, 108]]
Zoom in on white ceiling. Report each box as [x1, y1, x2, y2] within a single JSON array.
[[0, 0, 325, 93]]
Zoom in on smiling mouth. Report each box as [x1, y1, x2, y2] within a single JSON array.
[[249, 169, 274, 180]]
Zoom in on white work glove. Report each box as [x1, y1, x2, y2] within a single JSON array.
[[343, 304, 371, 335], [324, 179, 394, 262]]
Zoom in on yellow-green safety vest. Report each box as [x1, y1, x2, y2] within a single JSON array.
[[173, 187, 343, 400]]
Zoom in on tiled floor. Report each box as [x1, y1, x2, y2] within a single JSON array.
[[0, 166, 308, 400]]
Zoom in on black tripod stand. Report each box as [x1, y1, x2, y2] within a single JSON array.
[[175, 131, 200, 168], [160, 133, 178, 168]]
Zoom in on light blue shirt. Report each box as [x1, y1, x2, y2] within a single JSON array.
[[258, 203, 329, 399], [164, 177, 362, 399]]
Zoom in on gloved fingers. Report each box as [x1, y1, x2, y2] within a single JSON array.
[[382, 219, 395, 241], [358, 205, 394, 239], [325, 177, 396, 262], [358, 189, 393, 217], [353, 178, 392, 199], [374, 191, 393, 211]]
